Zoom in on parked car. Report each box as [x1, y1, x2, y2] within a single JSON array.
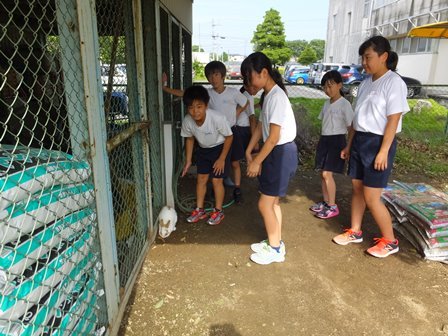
[[338, 65, 366, 97], [345, 70, 422, 98], [101, 64, 127, 85], [283, 62, 302, 80], [313, 63, 349, 85], [226, 64, 242, 80], [285, 67, 309, 85]]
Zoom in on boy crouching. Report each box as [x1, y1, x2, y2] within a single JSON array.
[[181, 85, 233, 225]]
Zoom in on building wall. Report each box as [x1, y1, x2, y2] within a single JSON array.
[[160, 0, 192, 33], [326, 0, 448, 84], [325, 0, 368, 64]]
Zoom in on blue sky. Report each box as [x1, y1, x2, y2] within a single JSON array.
[[192, 0, 330, 56]]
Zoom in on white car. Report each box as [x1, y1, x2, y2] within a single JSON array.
[[101, 64, 127, 85]]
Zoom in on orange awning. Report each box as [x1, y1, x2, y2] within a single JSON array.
[[407, 21, 448, 38]]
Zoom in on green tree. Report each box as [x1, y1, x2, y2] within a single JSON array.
[[309, 39, 325, 61], [251, 9, 292, 66], [192, 45, 205, 52], [286, 40, 308, 59], [298, 46, 318, 65], [99, 36, 126, 64]]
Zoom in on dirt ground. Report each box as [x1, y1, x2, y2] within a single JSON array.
[[118, 169, 448, 336]]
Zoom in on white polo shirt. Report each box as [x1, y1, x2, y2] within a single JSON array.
[[236, 91, 255, 127], [180, 108, 232, 148], [353, 70, 409, 135], [319, 97, 353, 136], [207, 87, 248, 127], [261, 85, 297, 145]]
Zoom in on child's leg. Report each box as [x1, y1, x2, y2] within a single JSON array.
[[322, 170, 336, 204], [211, 177, 225, 210], [350, 179, 365, 232], [363, 186, 395, 240], [273, 197, 282, 241], [196, 174, 209, 208], [258, 194, 281, 247], [231, 160, 241, 187]]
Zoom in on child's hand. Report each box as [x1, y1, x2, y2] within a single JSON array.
[[340, 147, 350, 160], [247, 161, 261, 177], [374, 152, 388, 171], [162, 72, 168, 86], [181, 161, 191, 177], [245, 151, 253, 164], [213, 158, 225, 175]]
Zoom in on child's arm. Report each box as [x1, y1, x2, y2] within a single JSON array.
[[374, 113, 402, 171], [213, 135, 233, 175], [247, 123, 280, 177], [245, 121, 262, 162], [181, 137, 195, 177], [341, 124, 354, 160], [161, 72, 184, 97], [249, 115, 257, 136], [235, 100, 249, 118]]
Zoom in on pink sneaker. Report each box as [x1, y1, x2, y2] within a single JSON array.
[[316, 205, 339, 219], [367, 238, 399, 258]]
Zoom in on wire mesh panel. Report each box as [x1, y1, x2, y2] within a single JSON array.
[[96, 0, 152, 290], [0, 0, 107, 334]]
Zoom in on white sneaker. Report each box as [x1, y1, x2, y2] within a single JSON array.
[[250, 240, 286, 255], [250, 244, 285, 265]]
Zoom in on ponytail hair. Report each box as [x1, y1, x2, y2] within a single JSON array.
[[359, 35, 398, 71], [241, 51, 288, 96]]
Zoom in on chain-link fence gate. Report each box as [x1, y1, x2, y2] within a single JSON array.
[[0, 0, 165, 334]]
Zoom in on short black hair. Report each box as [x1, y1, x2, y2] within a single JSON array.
[[321, 70, 343, 86], [204, 61, 227, 78], [183, 85, 210, 107]]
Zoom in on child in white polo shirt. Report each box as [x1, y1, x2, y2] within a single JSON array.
[[180, 85, 233, 226], [310, 70, 353, 219], [332, 36, 410, 258]]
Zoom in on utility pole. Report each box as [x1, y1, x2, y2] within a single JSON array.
[[211, 19, 225, 61]]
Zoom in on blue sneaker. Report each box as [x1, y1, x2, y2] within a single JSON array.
[[309, 201, 327, 213]]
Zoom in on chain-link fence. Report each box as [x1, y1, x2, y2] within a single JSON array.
[[0, 0, 167, 334], [194, 81, 448, 183], [0, 1, 108, 334]]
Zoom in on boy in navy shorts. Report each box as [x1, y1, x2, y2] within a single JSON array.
[[180, 85, 233, 225], [310, 70, 353, 219], [162, 61, 248, 203]]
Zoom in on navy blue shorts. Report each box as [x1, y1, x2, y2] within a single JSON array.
[[258, 141, 298, 197], [230, 126, 249, 162], [314, 134, 347, 174], [196, 144, 230, 178], [348, 132, 397, 188]]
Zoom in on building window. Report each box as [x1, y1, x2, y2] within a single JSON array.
[[373, 0, 397, 10], [333, 14, 337, 30], [392, 37, 437, 54], [347, 12, 352, 34], [363, 0, 371, 18]]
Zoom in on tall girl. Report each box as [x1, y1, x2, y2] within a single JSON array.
[[333, 36, 409, 258], [241, 52, 297, 265]]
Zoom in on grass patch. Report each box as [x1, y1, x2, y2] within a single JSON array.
[[289, 97, 448, 182]]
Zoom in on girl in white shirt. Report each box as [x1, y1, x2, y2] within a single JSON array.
[[333, 36, 410, 258], [241, 52, 298, 265]]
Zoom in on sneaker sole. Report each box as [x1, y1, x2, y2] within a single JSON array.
[[250, 253, 285, 265], [332, 237, 363, 245], [316, 212, 339, 219], [187, 215, 208, 223], [367, 247, 399, 258]]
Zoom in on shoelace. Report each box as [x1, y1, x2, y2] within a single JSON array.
[[372, 237, 395, 247]]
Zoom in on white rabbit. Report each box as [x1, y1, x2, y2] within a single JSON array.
[[158, 206, 178, 238]]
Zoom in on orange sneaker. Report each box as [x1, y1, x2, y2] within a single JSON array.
[[332, 229, 363, 245], [367, 238, 399, 258]]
